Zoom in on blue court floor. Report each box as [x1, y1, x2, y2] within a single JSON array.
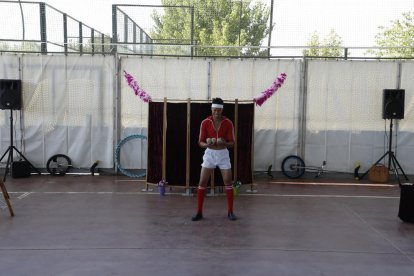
[[1, 174, 414, 276]]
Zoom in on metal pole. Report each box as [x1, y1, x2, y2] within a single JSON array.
[[101, 33, 105, 53], [79, 22, 83, 55], [39, 2, 47, 54], [388, 119, 393, 169], [267, 0, 274, 57], [112, 5, 118, 53], [18, 0, 25, 40], [63, 13, 68, 55], [91, 29, 95, 55], [190, 6, 194, 57]]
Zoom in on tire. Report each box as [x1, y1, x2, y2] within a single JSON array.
[[281, 155, 306, 179], [46, 154, 72, 176]]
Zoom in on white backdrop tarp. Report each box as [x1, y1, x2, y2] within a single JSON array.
[[0, 54, 114, 168], [305, 60, 414, 173], [1, 54, 414, 174], [120, 57, 301, 171]]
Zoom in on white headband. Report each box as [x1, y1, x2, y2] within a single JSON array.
[[211, 104, 223, 109]]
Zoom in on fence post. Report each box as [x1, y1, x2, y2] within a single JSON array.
[[190, 6, 194, 57], [112, 5, 118, 53], [39, 2, 47, 54], [79, 22, 83, 55], [63, 13, 68, 55], [91, 28, 95, 55]]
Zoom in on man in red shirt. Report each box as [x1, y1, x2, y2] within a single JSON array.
[[192, 98, 237, 221]]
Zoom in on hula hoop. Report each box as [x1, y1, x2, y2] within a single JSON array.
[[115, 134, 147, 178]]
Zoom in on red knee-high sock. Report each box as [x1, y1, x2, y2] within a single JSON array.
[[225, 185, 234, 214], [196, 187, 206, 214]]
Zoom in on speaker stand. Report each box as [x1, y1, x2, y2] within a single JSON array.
[[360, 119, 409, 184], [0, 110, 41, 216]]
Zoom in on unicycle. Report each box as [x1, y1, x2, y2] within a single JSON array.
[[46, 154, 72, 176], [281, 155, 306, 179]]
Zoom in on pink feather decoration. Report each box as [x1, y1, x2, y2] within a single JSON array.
[[124, 71, 152, 103], [254, 73, 287, 106]]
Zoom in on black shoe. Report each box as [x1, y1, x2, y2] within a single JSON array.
[[191, 213, 203, 221], [228, 212, 237, 221]]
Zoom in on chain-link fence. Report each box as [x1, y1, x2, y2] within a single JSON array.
[[1, 0, 413, 59], [0, 1, 111, 54]]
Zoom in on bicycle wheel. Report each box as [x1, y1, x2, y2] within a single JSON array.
[[281, 155, 306, 179], [46, 154, 72, 176]]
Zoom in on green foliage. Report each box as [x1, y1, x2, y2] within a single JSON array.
[[0, 41, 41, 52], [303, 29, 344, 58], [151, 0, 270, 56], [67, 36, 112, 53], [370, 12, 414, 58]]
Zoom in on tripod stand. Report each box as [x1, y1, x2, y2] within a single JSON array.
[[360, 118, 408, 184], [0, 109, 41, 216]]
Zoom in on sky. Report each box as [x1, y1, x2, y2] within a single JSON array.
[[5, 0, 414, 47]]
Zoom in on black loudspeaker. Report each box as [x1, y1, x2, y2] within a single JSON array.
[[11, 161, 31, 178], [382, 89, 404, 119], [0, 79, 22, 110], [398, 183, 414, 223]]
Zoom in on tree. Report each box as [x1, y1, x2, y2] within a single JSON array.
[[370, 12, 414, 58], [303, 29, 344, 58], [0, 41, 41, 52], [151, 0, 270, 56], [70, 35, 113, 54]]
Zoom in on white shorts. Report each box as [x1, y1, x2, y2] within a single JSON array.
[[201, 148, 231, 169]]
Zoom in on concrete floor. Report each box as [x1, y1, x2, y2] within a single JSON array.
[[1, 173, 414, 276]]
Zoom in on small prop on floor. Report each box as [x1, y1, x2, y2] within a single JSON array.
[[354, 161, 361, 180], [254, 165, 273, 179], [233, 180, 242, 196], [368, 164, 389, 183], [90, 160, 99, 176], [157, 180, 168, 196]]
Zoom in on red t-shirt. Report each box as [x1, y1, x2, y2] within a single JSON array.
[[199, 116, 235, 145]]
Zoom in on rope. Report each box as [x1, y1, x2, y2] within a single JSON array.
[[115, 134, 147, 178]]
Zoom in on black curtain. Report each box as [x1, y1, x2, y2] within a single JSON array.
[[236, 103, 254, 184], [148, 102, 254, 186], [147, 102, 163, 184], [165, 103, 187, 185]]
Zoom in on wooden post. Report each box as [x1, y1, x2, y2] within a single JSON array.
[[0, 180, 14, 216], [162, 98, 167, 181], [210, 170, 215, 195], [145, 102, 150, 191], [247, 104, 257, 193], [234, 99, 238, 182], [186, 98, 191, 191]]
